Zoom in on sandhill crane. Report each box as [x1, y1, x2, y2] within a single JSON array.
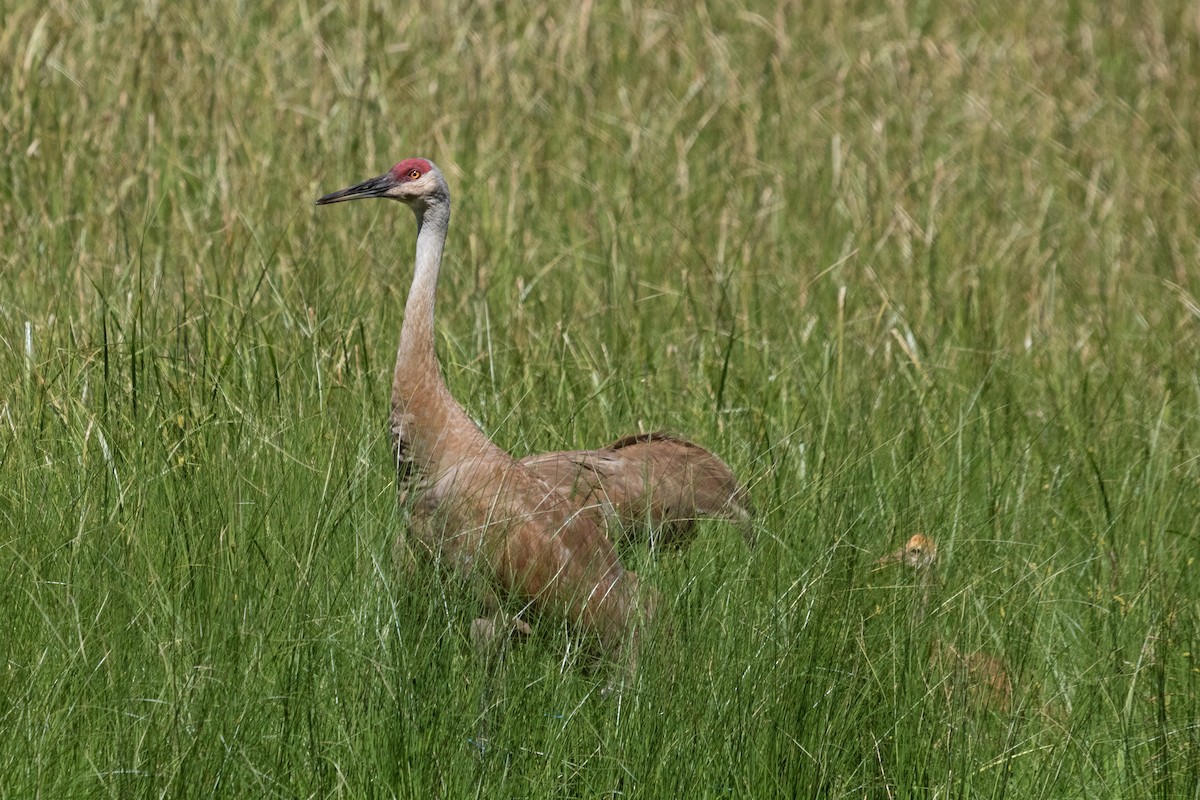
[[315, 158, 749, 666], [876, 534, 1012, 711]]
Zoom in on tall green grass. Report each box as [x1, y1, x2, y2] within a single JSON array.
[[2, 0, 1198, 796]]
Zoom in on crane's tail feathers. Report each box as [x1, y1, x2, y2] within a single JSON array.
[[611, 429, 755, 534], [518, 430, 755, 550]]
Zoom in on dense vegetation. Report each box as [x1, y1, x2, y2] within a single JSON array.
[[2, 1, 1198, 796]]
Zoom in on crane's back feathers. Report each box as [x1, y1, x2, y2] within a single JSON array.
[[519, 431, 754, 549]]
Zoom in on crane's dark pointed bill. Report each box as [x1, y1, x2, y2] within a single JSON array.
[[315, 173, 395, 205]]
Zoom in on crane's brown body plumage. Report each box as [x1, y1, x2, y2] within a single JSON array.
[[520, 431, 754, 549], [316, 158, 748, 664]]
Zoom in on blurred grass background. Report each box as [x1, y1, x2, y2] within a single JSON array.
[[2, 0, 1199, 796]]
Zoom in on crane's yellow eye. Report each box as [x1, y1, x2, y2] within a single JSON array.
[[408, 169, 421, 179]]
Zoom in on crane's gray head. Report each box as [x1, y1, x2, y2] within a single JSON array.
[[315, 158, 448, 209]]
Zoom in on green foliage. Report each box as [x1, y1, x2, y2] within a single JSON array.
[[2, 0, 1198, 796]]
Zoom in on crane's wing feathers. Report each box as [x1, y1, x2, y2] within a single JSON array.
[[519, 431, 754, 549]]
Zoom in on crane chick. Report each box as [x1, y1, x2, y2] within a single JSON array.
[[874, 533, 1012, 712]]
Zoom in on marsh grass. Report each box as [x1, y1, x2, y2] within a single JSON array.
[[2, 0, 1199, 796]]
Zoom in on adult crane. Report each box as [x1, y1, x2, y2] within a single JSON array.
[[315, 158, 751, 664]]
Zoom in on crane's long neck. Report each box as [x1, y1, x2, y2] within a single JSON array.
[[392, 198, 498, 477], [397, 200, 450, 376]]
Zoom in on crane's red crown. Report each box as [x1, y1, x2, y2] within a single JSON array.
[[391, 159, 433, 181]]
